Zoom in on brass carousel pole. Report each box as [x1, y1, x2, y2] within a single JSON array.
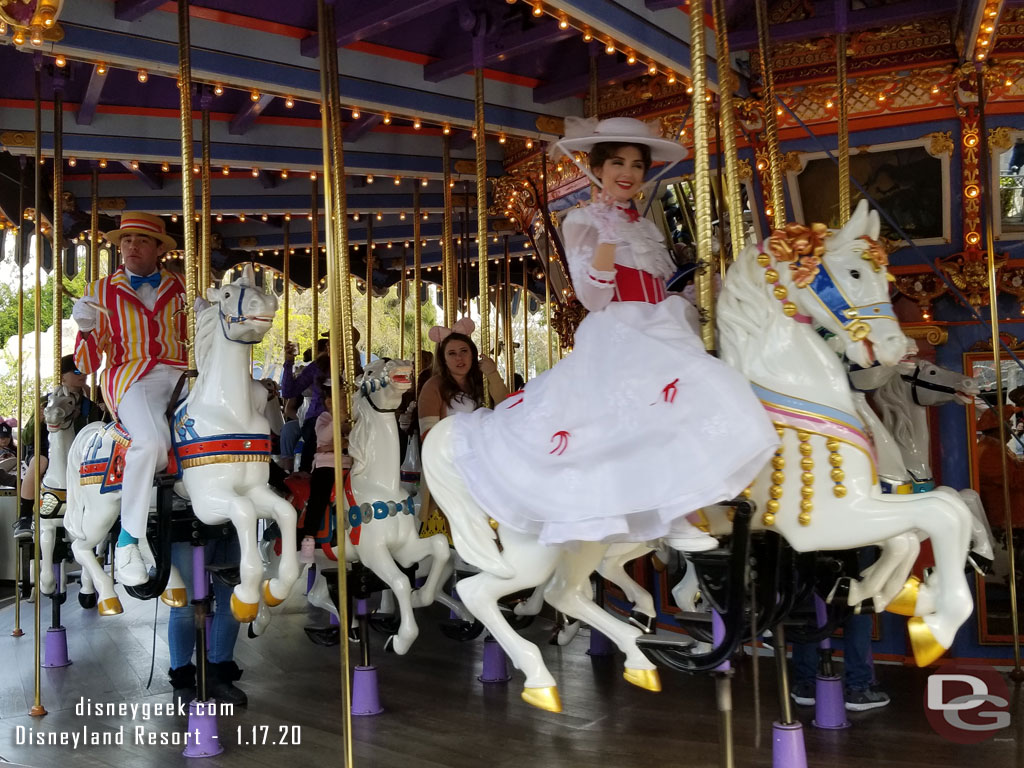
[[474, 66, 491, 404], [282, 220, 290, 347], [978, 68, 1023, 678], [317, 2, 354, 761], [176, 0, 198, 365], [309, 174, 319, 342], [89, 167, 99, 402], [711, 0, 746, 260], [503, 237, 513, 389], [52, 77, 64, 387], [200, 99, 212, 290], [545, 268, 552, 369], [542, 150, 553, 368], [755, 0, 785, 227], [413, 187, 423, 395], [442, 135, 455, 327], [522, 260, 529, 382], [30, 61, 46, 719], [365, 218, 373, 356], [311, 218, 320, 345], [12, 157, 25, 639], [689, 0, 715, 354], [399, 244, 407, 358], [836, 32, 850, 225]]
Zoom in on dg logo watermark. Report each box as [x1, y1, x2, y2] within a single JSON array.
[[924, 663, 1011, 744]]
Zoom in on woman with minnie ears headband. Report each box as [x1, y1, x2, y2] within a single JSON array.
[[440, 117, 778, 551], [417, 318, 509, 438]]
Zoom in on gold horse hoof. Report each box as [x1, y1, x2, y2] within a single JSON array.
[[885, 576, 921, 616], [97, 597, 124, 616], [907, 617, 948, 667], [521, 686, 562, 713], [623, 667, 662, 692], [230, 594, 259, 623], [262, 580, 285, 607], [160, 588, 188, 608]]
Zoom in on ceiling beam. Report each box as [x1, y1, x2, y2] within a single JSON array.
[[534, 58, 637, 104], [424, 21, 577, 83], [120, 161, 163, 190], [342, 114, 384, 144], [728, 0, 959, 50], [254, 169, 277, 190], [645, 0, 683, 10], [300, 0, 461, 58], [76, 64, 108, 126], [229, 93, 276, 136], [113, 0, 166, 23]]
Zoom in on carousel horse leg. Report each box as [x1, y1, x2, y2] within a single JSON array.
[[359, 548, 419, 656], [77, 556, 98, 609], [544, 542, 660, 692], [845, 533, 916, 611], [397, 530, 451, 609], [248, 485, 299, 605], [39, 520, 57, 596], [71, 536, 121, 615], [598, 543, 656, 631], [513, 579, 548, 617], [162, 564, 189, 608]]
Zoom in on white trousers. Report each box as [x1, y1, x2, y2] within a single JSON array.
[[117, 364, 183, 539]]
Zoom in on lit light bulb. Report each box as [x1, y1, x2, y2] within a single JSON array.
[[583, 30, 592, 42], [68, 157, 77, 167], [222, 166, 230, 175], [161, 161, 170, 172], [55, 54, 66, 67], [366, 174, 374, 184], [98, 158, 107, 168], [605, 42, 615, 55], [285, 96, 294, 108], [421, 178, 428, 186], [413, 118, 422, 129], [252, 167, 260, 177], [559, 18, 568, 30], [351, 107, 361, 119], [281, 169, 289, 179], [532, 3, 543, 17], [383, 113, 391, 125], [137, 69, 148, 83], [250, 89, 260, 102], [525, 138, 534, 149], [130, 160, 140, 170], [499, 133, 507, 144], [214, 84, 224, 96], [394, 176, 401, 185], [96, 62, 107, 75]]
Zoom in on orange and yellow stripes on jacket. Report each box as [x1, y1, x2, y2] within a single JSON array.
[[74, 267, 187, 416]]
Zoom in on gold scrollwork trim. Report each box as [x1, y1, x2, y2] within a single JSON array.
[[737, 158, 753, 182], [903, 324, 949, 346], [98, 197, 127, 211], [180, 454, 270, 470], [1, 131, 35, 148], [925, 131, 954, 157], [79, 477, 102, 486], [782, 151, 804, 173], [989, 126, 1014, 153], [536, 116, 564, 135]]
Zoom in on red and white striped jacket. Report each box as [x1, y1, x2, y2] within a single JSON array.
[[74, 267, 187, 416]]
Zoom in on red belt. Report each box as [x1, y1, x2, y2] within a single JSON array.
[[611, 265, 666, 304]]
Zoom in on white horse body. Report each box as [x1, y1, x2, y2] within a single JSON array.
[[64, 270, 299, 619], [34, 387, 78, 597], [338, 358, 453, 655]]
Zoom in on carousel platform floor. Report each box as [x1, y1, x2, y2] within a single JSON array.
[[0, 573, 1020, 768]]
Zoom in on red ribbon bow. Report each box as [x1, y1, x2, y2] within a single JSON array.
[[617, 205, 640, 223]]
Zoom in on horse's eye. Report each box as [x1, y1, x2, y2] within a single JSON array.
[[849, 269, 861, 279]]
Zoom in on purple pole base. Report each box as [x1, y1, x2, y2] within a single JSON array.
[[772, 721, 808, 768], [42, 626, 71, 668], [306, 563, 317, 595], [587, 629, 616, 657], [478, 636, 511, 683], [352, 665, 384, 716], [183, 700, 224, 758], [812, 675, 851, 729]]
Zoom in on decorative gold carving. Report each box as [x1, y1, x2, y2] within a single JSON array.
[[969, 332, 1024, 352], [453, 159, 477, 176], [97, 197, 127, 211], [782, 151, 803, 173], [893, 273, 948, 319], [1, 131, 35, 147], [998, 267, 1024, 313], [736, 158, 753, 182], [936, 250, 1006, 308], [925, 131, 954, 157], [902, 324, 949, 346], [989, 126, 1015, 153], [535, 116, 564, 135], [551, 299, 587, 350]]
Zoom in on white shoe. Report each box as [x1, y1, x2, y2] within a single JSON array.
[[114, 543, 150, 586], [665, 520, 718, 552]]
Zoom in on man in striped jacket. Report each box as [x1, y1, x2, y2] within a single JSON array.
[[72, 212, 187, 586]]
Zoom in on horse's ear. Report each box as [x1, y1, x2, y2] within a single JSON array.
[[867, 208, 881, 241], [236, 264, 256, 287], [834, 199, 870, 247], [205, 286, 220, 305]]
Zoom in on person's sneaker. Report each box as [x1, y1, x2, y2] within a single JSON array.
[[845, 687, 890, 712], [12, 517, 33, 539], [790, 680, 816, 707], [299, 536, 315, 564], [114, 543, 149, 586]]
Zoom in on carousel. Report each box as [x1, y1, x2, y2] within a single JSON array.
[[0, 1, 1020, 767]]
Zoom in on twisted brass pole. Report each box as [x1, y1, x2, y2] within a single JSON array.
[[413, 186, 423, 396], [755, 0, 785, 226], [282, 220, 290, 348], [200, 104, 212, 290], [177, 0, 198, 367], [711, 0, 746, 260], [690, 0, 715, 353], [503, 237, 513, 389], [443, 135, 455, 327], [12, 158, 25, 638], [316, 2, 354, 764], [475, 66, 490, 404], [52, 81, 64, 386], [836, 33, 850, 225], [365, 218, 373, 357], [399, 244, 407, 358], [522, 260, 529, 382]]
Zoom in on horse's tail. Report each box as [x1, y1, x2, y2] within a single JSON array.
[[63, 423, 101, 541], [421, 418, 515, 579]]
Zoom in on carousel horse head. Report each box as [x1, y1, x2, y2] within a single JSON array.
[[758, 199, 906, 369], [355, 358, 415, 413], [202, 265, 278, 348], [44, 386, 78, 432], [893, 358, 980, 407]]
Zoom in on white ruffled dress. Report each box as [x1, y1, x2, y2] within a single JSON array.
[[452, 205, 779, 545]]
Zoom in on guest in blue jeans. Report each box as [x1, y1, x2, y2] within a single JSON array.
[[790, 548, 890, 712], [167, 539, 247, 707]]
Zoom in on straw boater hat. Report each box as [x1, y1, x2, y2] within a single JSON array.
[[104, 211, 177, 250], [553, 116, 688, 163]]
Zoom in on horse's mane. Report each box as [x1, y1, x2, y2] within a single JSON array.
[[872, 373, 916, 449], [347, 387, 374, 476], [716, 244, 794, 380], [193, 301, 219, 373]]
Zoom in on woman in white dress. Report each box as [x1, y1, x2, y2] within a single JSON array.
[[450, 117, 779, 550]]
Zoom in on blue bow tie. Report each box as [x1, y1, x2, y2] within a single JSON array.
[[130, 272, 161, 291]]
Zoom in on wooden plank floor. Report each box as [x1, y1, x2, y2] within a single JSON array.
[[0, 575, 1019, 768]]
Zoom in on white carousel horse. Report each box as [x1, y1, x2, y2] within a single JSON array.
[[424, 202, 973, 715], [335, 357, 454, 655], [64, 269, 299, 620], [709, 200, 974, 665], [33, 387, 77, 598]]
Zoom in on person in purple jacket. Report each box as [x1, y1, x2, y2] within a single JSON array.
[[281, 330, 360, 473]]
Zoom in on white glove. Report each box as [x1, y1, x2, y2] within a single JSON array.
[[588, 196, 627, 245], [72, 296, 99, 333]]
